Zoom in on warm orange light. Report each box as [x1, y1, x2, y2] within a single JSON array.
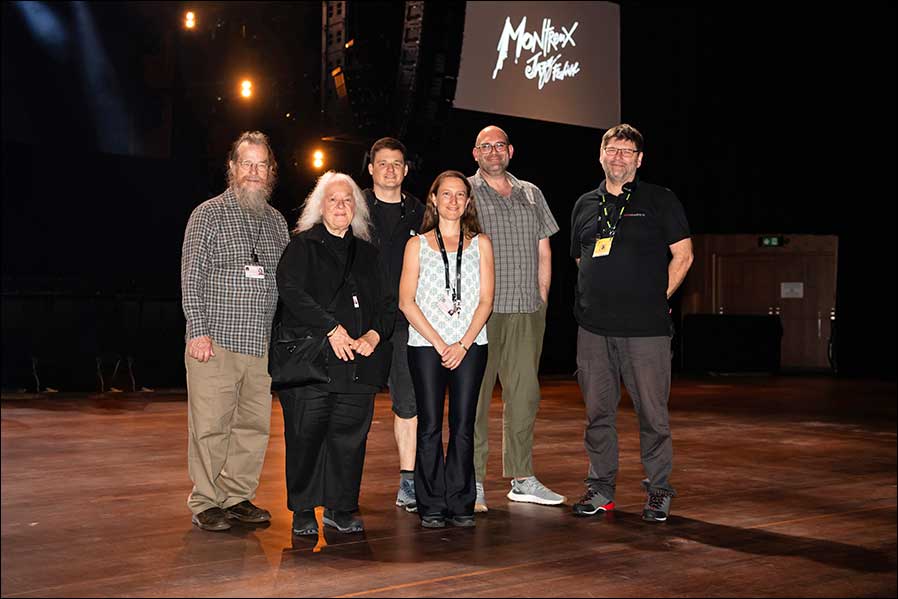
[[312, 150, 324, 169], [185, 11, 196, 29], [240, 80, 253, 98]]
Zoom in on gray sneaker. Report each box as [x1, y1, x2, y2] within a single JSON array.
[[642, 491, 671, 522], [395, 478, 417, 512], [506, 476, 566, 505], [474, 481, 488, 513]]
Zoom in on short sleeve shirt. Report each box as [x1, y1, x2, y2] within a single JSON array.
[[570, 179, 690, 337], [469, 170, 559, 313]]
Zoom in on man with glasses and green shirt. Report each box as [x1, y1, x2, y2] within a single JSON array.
[[468, 125, 565, 511], [569, 123, 693, 522]]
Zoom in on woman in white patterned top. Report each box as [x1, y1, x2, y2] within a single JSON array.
[[399, 170, 494, 528]]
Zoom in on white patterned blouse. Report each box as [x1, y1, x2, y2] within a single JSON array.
[[408, 234, 488, 347]]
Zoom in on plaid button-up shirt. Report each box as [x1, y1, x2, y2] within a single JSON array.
[[180, 188, 289, 356], [469, 170, 560, 313]]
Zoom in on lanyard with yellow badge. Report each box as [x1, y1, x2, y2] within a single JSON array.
[[593, 191, 630, 258]]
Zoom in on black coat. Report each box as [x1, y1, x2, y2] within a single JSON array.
[[275, 223, 396, 390]]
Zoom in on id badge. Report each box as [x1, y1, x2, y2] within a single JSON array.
[[244, 264, 265, 279], [593, 237, 613, 258], [437, 294, 457, 317]]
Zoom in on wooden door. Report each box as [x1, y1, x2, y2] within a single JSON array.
[[713, 252, 835, 369]]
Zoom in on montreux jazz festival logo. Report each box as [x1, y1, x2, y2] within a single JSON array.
[[491, 16, 580, 90]]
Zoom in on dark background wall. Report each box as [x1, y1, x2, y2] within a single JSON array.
[[2, 2, 894, 390]]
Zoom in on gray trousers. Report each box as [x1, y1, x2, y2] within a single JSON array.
[[576, 326, 675, 500]]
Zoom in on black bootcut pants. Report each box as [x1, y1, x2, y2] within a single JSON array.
[[409, 344, 488, 518]]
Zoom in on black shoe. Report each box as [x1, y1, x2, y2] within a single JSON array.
[[192, 507, 231, 531], [447, 515, 475, 528], [225, 500, 271, 523], [420, 514, 446, 528], [323, 509, 364, 533], [572, 487, 615, 517], [642, 492, 672, 522], [292, 510, 319, 536]]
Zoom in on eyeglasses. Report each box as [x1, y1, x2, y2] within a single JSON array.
[[238, 160, 270, 171], [604, 147, 639, 158], [326, 197, 353, 207], [475, 141, 508, 154]]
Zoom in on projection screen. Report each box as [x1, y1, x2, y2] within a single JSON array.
[[454, 1, 620, 130]]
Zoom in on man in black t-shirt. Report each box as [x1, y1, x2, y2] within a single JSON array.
[[569, 124, 693, 523], [363, 138, 424, 512]]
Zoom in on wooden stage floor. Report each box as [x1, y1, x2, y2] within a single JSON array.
[[2, 375, 896, 597]]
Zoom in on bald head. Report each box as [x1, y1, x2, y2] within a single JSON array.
[[473, 125, 514, 177], [475, 125, 509, 146]]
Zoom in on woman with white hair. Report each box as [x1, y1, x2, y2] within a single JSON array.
[[275, 171, 394, 536]]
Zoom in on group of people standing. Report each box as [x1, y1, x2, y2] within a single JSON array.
[[180, 123, 693, 535]]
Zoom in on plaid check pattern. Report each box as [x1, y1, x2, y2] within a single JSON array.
[[181, 188, 289, 356], [469, 170, 559, 313]]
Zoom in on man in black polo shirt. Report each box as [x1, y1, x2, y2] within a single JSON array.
[[569, 124, 693, 522], [363, 137, 425, 511]]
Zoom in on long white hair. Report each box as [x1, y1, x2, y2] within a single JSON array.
[[294, 171, 372, 242]]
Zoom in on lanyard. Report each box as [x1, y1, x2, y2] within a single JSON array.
[[238, 213, 266, 263], [435, 227, 463, 304], [244, 216, 265, 264], [249, 218, 264, 263], [595, 192, 630, 239]]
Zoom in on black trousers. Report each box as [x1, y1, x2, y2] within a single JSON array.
[[279, 387, 375, 513], [408, 344, 488, 518]]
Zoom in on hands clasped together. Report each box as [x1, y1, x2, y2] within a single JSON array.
[[436, 341, 468, 371], [328, 324, 381, 361]]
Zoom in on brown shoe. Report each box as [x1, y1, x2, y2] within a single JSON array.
[[225, 500, 271, 523], [192, 507, 231, 531]]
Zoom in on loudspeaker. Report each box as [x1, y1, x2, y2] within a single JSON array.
[[395, 1, 465, 159], [321, 1, 407, 141]]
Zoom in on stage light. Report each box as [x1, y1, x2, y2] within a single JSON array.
[[15, 1, 69, 60], [184, 11, 196, 29], [240, 79, 253, 98], [313, 150, 324, 170]]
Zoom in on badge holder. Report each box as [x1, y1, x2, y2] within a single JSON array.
[[593, 237, 613, 257], [244, 264, 265, 279], [437, 292, 459, 317]]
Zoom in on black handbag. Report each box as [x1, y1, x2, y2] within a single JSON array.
[[269, 327, 331, 390], [269, 236, 356, 390]]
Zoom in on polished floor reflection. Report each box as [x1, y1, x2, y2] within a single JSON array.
[[2, 375, 895, 597]]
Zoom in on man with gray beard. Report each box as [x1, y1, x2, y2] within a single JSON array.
[[181, 131, 290, 532]]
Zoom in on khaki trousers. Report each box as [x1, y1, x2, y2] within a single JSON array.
[[186, 342, 272, 514], [473, 304, 546, 480]]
